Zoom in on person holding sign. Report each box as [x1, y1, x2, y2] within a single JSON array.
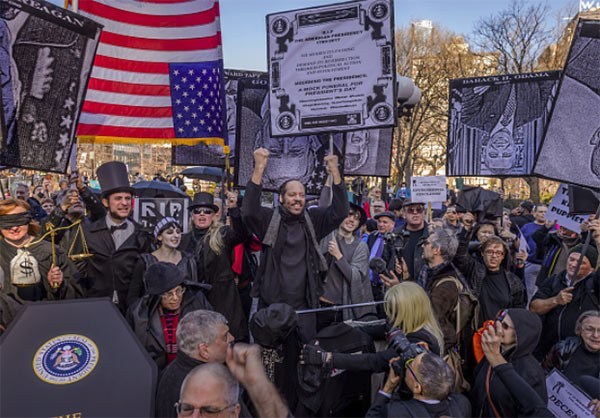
[[242, 147, 348, 342], [531, 244, 599, 359]]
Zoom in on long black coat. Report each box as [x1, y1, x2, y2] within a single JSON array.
[[81, 217, 152, 312], [128, 284, 212, 372], [180, 223, 248, 341]]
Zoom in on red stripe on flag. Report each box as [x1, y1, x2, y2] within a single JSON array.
[[78, 1, 218, 27], [93, 55, 170, 74], [82, 101, 173, 118], [77, 124, 175, 138], [139, 0, 193, 3], [100, 31, 221, 51], [88, 78, 171, 96]]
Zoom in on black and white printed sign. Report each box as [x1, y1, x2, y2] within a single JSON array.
[[546, 184, 590, 234], [344, 128, 393, 176], [411, 176, 447, 203], [534, 20, 600, 189], [546, 369, 595, 418], [133, 198, 189, 234], [234, 77, 344, 194], [267, 0, 396, 136], [447, 71, 560, 177], [172, 69, 266, 167], [0, 0, 101, 173]]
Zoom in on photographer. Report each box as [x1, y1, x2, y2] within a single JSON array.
[[300, 282, 442, 374], [366, 352, 471, 417]]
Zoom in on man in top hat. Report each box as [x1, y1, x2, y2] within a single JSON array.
[[80, 161, 152, 312]]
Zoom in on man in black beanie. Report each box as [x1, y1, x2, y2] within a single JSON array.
[[531, 244, 599, 358]]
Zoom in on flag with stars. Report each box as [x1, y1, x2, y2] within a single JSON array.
[[170, 63, 225, 139], [72, 0, 227, 146]]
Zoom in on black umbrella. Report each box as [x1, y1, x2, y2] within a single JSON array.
[[457, 186, 503, 220], [181, 166, 225, 182], [0, 299, 156, 417], [132, 180, 188, 198]]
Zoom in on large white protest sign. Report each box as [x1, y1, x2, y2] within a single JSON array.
[[546, 184, 590, 234], [133, 198, 189, 234], [546, 369, 594, 418], [410, 176, 447, 203], [267, 0, 396, 136]]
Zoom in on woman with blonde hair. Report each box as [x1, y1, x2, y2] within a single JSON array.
[[179, 191, 248, 340], [301, 282, 443, 372]]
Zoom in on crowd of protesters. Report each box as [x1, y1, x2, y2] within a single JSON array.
[[0, 149, 599, 418]]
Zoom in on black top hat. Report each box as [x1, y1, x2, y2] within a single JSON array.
[[96, 161, 134, 197], [349, 203, 367, 229], [145, 262, 185, 296], [189, 192, 219, 212]]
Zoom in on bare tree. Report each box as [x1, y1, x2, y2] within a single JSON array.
[[472, 0, 554, 202]]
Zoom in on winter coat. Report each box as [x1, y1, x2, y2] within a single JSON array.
[[80, 217, 152, 312], [471, 309, 547, 418], [241, 181, 348, 309], [180, 221, 248, 341], [128, 283, 212, 372], [320, 231, 375, 321]]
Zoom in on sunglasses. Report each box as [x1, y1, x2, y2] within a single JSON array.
[[405, 207, 424, 214], [192, 207, 215, 215]]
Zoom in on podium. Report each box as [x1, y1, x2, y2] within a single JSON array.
[[0, 299, 157, 417]]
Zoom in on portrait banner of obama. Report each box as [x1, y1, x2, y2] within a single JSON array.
[[0, 0, 101, 172], [447, 71, 560, 177], [534, 19, 600, 190]]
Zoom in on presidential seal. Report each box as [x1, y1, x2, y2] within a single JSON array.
[[33, 334, 99, 385]]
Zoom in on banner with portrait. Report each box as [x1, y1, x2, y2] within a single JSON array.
[[0, 0, 101, 172], [234, 78, 343, 194], [534, 20, 600, 190], [343, 127, 393, 176], [267, 0, 396, 136], [171, 69, 267, 168], [447, 71, 560, 177]]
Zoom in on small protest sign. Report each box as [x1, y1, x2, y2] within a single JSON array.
[[546, 184, 590, 234], [410, 176, 447, 203], [546, 369, 594, 418], [132, 198, 189, 234]]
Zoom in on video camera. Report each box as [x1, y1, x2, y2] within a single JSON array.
[[368, 230, 410, 278], [386, 327, 427, 379]]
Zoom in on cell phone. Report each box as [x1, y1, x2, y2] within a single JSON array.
[[69, 170, 79, 189]]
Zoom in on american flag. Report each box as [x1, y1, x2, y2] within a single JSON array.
[[72, 0, 227, 145]]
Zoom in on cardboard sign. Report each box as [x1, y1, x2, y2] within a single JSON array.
[[545, 184, 590, 234], [267, 0, 396, 136], [546, 369, 594, 418], [410, 176, 447, 203], [133, 198, 189, 234]]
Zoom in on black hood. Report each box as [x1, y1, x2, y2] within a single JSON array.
[[506, 308, 542, 359]]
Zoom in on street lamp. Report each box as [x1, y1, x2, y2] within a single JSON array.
[[397, 76, 421, 117]]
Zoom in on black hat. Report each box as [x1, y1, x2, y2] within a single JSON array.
[[249, 303, 298, 349], [520, 201, 534, 212], [402, 197, 425, 207], [349, 203, 367, 229], [373, 211, 395, 221], [97, 161, 134, 197], [388, 198, 404, 212], [189, 192, 219, 212], [569, 244, 598, 268], [145, 262, 185, 296]]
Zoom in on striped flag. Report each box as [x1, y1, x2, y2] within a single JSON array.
[[71, 0, 227, 146]]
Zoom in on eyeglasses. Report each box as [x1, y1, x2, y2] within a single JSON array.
[[405, 207, 424, 214], [347, 212, 361, 221], [162, 287, 185, 300], [484, 250, 505, 258], [175, 402, 237, 417], [192, 208, 215, 215], [582, 326, 600, 336], [405, 358, 422, 385]]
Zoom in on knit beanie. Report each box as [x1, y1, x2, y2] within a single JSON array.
[[569, 244, 598, 268]]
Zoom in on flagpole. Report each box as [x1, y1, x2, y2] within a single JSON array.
[[296, 301, 385, 315]]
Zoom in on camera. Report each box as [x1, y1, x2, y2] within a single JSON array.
[[387, 327, 427, 379]]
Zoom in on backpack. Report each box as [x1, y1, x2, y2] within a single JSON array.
[[434, 276, 480, 336]]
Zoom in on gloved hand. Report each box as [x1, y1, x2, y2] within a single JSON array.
[[300, 343, 328, 366]]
